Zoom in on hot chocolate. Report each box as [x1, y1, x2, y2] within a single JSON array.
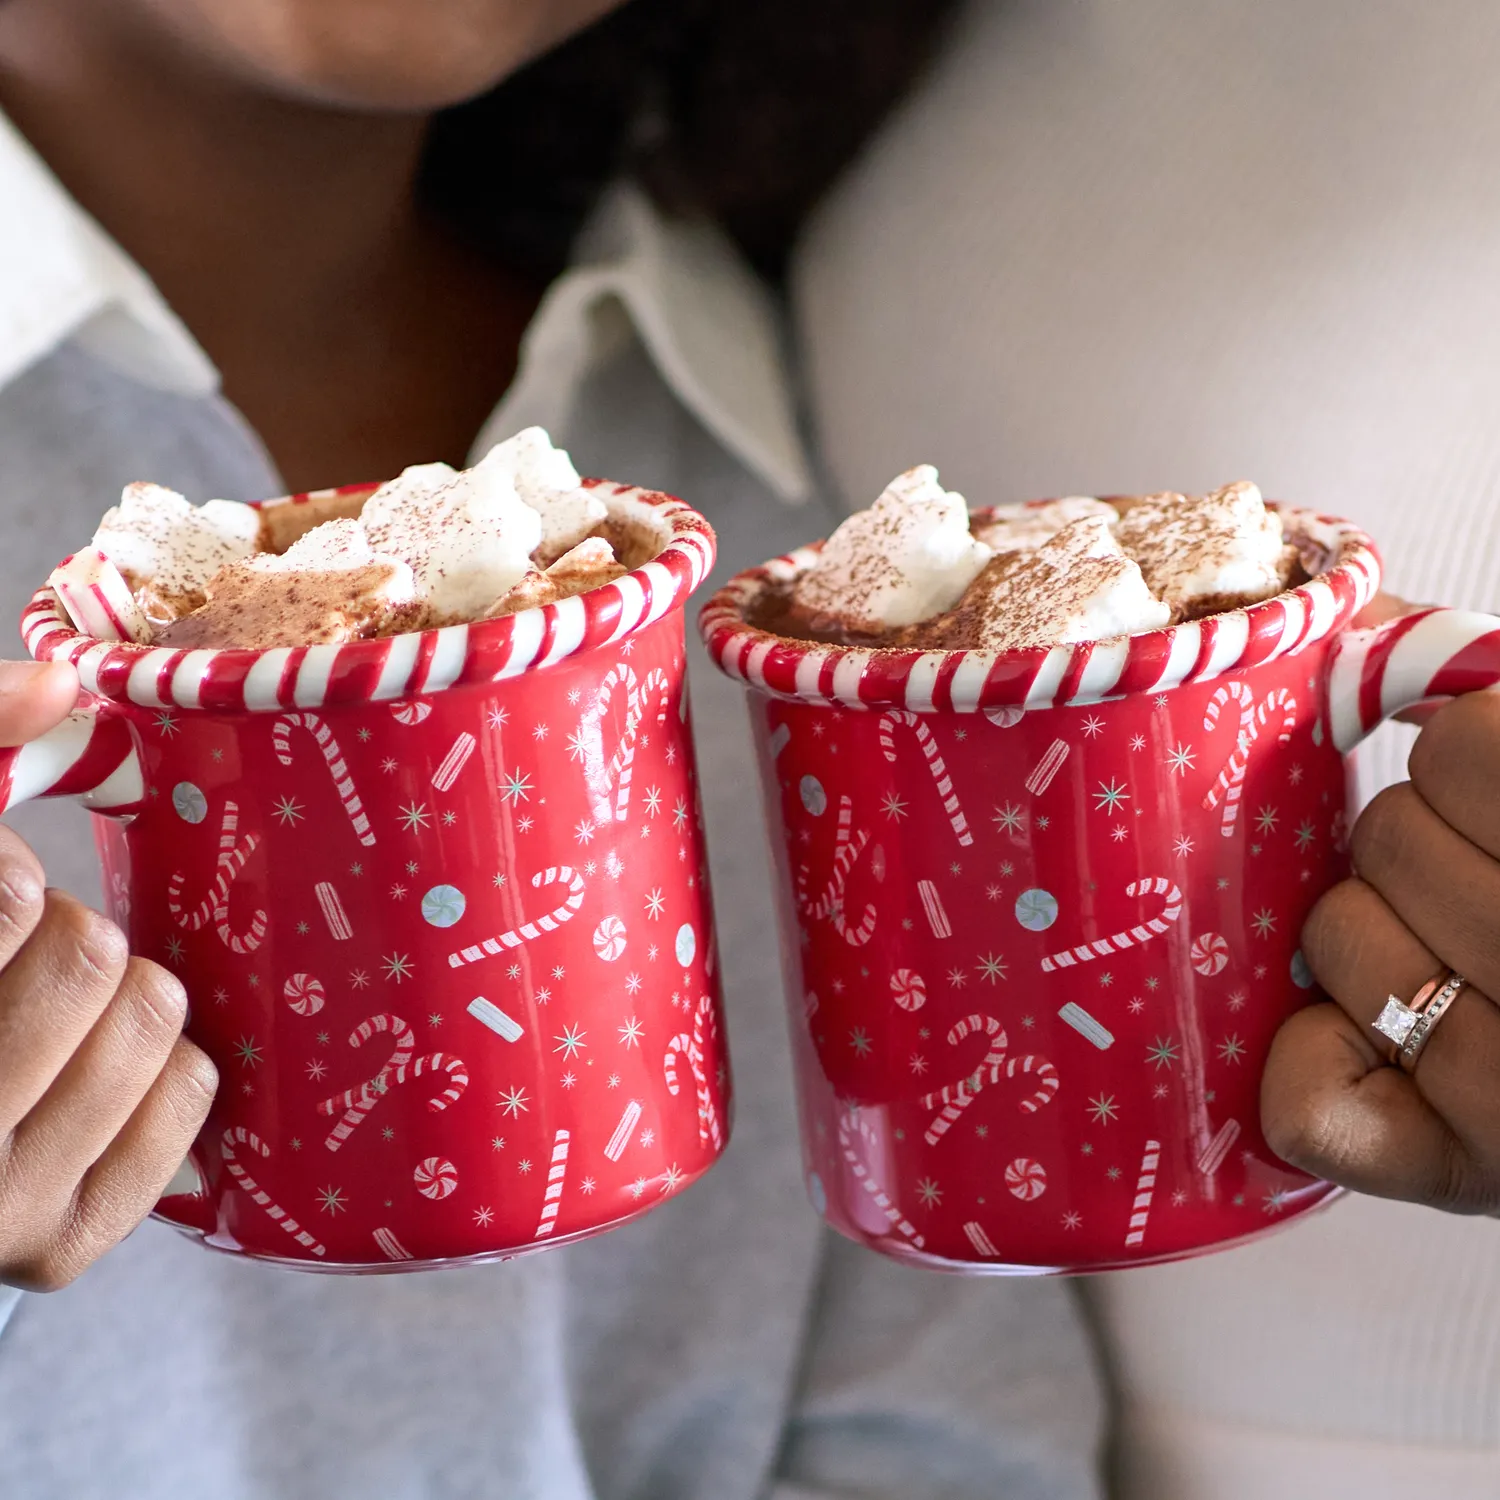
[[46, 429, 632, 649], [776, 469, 1305, 651]]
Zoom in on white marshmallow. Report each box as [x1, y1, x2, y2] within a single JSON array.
[[92, 482, 260, 601], [475, 427, 609, 561], [972, 496, 1118, 553], [158, 520, 418, 649], [266, 518, 414, 588], [1113, 482, 1285, 609], [794, 464, 993, 633], [361, 457, 542, 624], [1022, 517, 1172, 646]]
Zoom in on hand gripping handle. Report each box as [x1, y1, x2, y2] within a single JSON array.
[[0, 706, 144, 816]]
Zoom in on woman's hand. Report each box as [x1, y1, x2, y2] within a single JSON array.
[[1262, 678, 1500, 1212], [0, 661, 217, 1291]]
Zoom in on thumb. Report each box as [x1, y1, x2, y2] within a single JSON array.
[[1353, 591, 1421, 628], [0, 660, 80, 748]]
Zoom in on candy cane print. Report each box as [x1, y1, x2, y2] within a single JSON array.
[[391, 1052, 470, 1112], [837, 1111, 925, 1250], [220, 1126, 325, 1258], [794, 795, 876, 947], [272, 711, 375, 846], [1202, 685, 1298, 836], [1039, 876, 1183, 972], [587, 665, 674, 823], [166, 800, 267, 953], [921, 1014, 1008, 1144], [690, 994, 723, 1150], [663, 1014, 718, 1148], [922, 1015, 1058, 1144], [663, 1031, 694, 1096], [372, 1227, 414, 1262], [533, 1128, 571, 1239], [316, 1013, 415, 1151], [1124, 1139, 1162, 1248], [447, 866, 586, 968], [877, 711, 973, 846], [1005, 1054, 1060, 1114]]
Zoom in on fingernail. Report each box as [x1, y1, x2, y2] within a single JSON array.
[[0, 660, 77, 695]]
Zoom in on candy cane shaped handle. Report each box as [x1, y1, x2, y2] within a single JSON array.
[[1327, 607, 1500, 751], [0, 705, 143, 816]]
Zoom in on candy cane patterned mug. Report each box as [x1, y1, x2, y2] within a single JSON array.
[[7, 481, 728, 1271], [701, 505, 1500, 1272]]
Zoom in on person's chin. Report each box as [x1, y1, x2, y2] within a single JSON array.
[[169, 0, 625, 111]]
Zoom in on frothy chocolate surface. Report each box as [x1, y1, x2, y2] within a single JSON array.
[[58, 429, 645, 651], [771, 477, 1310, 652]]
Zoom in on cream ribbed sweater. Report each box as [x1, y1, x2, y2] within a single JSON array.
[[794, 1, 1500, 1494]]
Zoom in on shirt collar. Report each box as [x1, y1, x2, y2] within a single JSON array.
[[0, 110, 812, 504], [0, 111, 217, 397]]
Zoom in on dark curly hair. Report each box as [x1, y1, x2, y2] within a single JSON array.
[[422, 0, 960, 282]]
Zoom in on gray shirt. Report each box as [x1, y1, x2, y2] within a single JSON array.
[[0, 121, 1105, 1499]]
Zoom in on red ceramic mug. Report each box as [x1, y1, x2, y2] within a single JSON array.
[[701, 504, 1500, 1273], [7, 480, 728, 1272]]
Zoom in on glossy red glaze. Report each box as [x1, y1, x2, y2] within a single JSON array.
[[703, 506, 1392, 1273], [748, 657, 1343, 1272], [30, 486, 728, 1272]]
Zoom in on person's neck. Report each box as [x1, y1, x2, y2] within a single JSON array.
[[0, 8, 431, 355], [0, 7, 542, 491]]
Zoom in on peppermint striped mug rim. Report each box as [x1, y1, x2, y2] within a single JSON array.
[[698, 503, 1383, 713], [21, 480, 717, 715]]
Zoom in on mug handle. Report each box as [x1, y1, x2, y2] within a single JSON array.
[[1327, 608, 1500, 751], [0, 704, 144, 815], [0, 702, 209, 1224]]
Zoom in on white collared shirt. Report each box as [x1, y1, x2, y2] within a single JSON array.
[[0, 107, 1104, 1500]]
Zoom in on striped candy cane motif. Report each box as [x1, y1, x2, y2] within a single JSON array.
[[1124, 1139, 1162, 1248], [272, 711, 375, 846], [391, 1052, 469, 1112], [1005, 1054, 1060, 1114], [837, 1111, 925, 1249], [691, 994, 723, 1150], [221, 1127, 325, 1258], [166, 800, 267, 953], [1202, 684, 1298, 836], [447, 866, 586, 968], [533, 1128, 571, 1239], [795, 795, 876, 947], [663, 999, 721, 1148], [878, 711, 973, 845], [663, 1030, 693, 1096], [316, 1013, 415, 1151], [1040, 876, 1183, 972], [372, 1227, 413, 1261], [920, 1014, 1057, 1145], [1327, 607, 1500, 750], [587, 665, 674, 823]]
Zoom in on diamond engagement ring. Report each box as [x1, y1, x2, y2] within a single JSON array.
[[1372, 970, 1467, 1070]]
